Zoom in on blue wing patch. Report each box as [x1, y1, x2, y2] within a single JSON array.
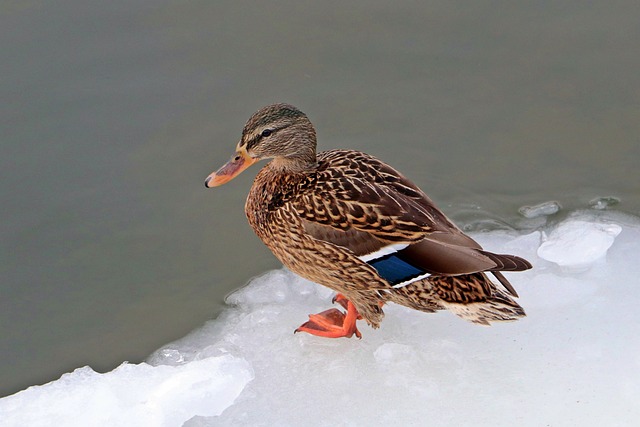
[[367, 254, 425, 286]]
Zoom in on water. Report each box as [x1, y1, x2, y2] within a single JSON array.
[[1, 0, 638, 397]]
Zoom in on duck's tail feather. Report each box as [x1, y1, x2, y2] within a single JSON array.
[[384, 272, 525, 324]]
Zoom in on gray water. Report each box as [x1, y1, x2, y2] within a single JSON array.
[[1, 0, 639, 397]]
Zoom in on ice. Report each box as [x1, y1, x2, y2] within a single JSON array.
[[537, 215, 622, 271], [2, 210, 640, 426], [589, 196, 621, 210], [518, 200, 561, 218], [0, 356, 252, 427]]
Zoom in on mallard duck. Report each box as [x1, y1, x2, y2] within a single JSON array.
[[205, 103, 532, 338]]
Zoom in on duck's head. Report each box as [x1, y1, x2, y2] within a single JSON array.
[[205, 103, 317, 188]]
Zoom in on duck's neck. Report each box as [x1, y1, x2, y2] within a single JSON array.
[[268, 155, 317, 174]]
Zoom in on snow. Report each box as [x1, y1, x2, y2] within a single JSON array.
[[2, 209, 639, 426]]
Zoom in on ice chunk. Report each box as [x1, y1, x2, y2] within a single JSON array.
[[518, 200, 561, 218], [589, 196, 620, 210], [537, 219, 622, 271], [0, 355, 252, 427]]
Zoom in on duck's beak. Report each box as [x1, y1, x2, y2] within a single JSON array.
[[204, 147, 258, 188]]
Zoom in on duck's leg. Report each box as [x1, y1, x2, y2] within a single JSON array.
[[294, 293, 362, 339]]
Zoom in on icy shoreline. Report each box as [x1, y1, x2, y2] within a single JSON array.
[[2, 209, 639, 426]]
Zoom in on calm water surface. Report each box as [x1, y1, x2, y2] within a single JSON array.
[[2, 0, 639, 396]]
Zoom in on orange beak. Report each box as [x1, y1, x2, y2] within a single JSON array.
[[204, 147, 258, 188]]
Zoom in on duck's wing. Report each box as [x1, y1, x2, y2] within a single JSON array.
[[295, 150, 531, 280]]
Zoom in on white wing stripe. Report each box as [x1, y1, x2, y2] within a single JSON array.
[[391, 272, 432, 289], [359, 243, 409, 262]]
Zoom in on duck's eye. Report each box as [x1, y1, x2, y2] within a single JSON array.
[[260, 129, 273, 138]]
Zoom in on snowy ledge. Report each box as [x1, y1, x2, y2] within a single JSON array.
[[2, 209, 640, 426]]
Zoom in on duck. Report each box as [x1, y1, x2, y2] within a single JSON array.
[[205, 103, 532, 338]]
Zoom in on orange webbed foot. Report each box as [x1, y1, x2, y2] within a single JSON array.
[[294, 294, 362, 339]]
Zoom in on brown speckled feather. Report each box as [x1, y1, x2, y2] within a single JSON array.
[[246, 166, 388, 325], [295, 150, 530, 277]]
